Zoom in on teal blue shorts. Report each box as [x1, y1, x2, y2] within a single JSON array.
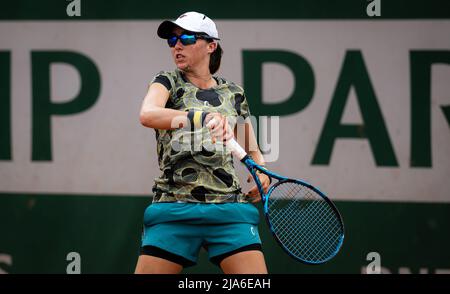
[[140, 202, 262, 267]]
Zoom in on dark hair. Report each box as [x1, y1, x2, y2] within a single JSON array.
[[209, 43, 223, 74]]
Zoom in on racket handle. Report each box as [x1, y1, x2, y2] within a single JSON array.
[[226, 138, 248, 160], [205, 118, 248, 160]]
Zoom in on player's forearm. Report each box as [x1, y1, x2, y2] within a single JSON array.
[[248, 149, 266, 166], [140, 106, 188, 130]]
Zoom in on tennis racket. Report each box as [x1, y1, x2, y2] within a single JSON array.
[[225, 137, 345, 265]]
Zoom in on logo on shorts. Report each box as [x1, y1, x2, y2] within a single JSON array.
[[250, 226, 256, 236]]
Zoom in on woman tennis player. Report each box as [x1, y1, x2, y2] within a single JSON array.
[[135, 11, 270, 274]]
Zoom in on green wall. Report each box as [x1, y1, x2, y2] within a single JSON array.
[[1, 194, 449, 273]]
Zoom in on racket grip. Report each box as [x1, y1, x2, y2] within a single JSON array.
[[226, 138, 248, 160], [206, 118, 248, 160]]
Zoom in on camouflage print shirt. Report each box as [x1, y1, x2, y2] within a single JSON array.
[[149, 68, 251, 203]]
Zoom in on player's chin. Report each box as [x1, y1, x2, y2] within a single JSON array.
[[175, 61, 189, 70]]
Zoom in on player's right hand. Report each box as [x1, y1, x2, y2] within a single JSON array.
[[205, 113, 233, 144]]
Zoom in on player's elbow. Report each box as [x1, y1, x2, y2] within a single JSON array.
[[139, 110, 157, 128]]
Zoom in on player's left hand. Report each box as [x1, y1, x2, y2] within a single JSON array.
[[246, 173, 270, 203]]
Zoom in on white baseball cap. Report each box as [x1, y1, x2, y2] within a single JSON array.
[[157, 11, 220, 40]]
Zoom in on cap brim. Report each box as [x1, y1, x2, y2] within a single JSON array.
[[157, 20, 179, 39]]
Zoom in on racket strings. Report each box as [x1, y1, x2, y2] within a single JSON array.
[[273, 199, 335, 259], [270, 194, 339, 261], [267, 181, 343, 263], [273, 197, 340, 261], [273, 193, 340, 261]]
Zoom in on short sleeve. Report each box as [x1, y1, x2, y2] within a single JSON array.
[[231, 82, 251, 120], [153, 75, 171, 91], [238, 92, 251, 119], [150, 71, 174, 95]]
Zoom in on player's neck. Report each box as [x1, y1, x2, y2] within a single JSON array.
[[182, 68, 216, 89]]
